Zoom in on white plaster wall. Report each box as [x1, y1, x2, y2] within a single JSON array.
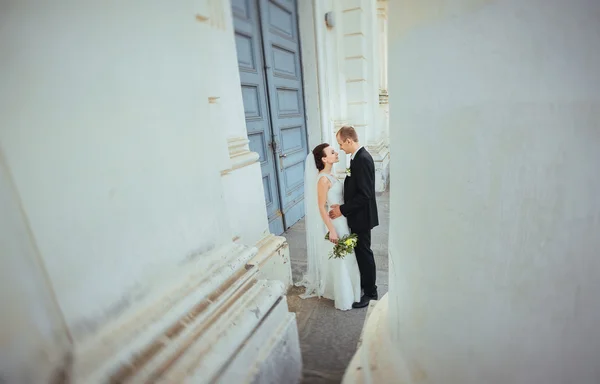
[[0, 1, 233, 344], [388, 0, 600, 382], [330, 0, 348, 123], [221, 163, 270, 245], [366, 0, 381, 145], [320, 0, 338, 146]]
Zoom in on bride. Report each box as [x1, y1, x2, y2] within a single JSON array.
[[296, 143, 361, 310]]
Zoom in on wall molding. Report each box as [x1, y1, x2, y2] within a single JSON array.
[[227, 136, 251, 157], [221, 137, 260, 175], [379, 89, 389, 104]]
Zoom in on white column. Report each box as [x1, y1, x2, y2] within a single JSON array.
[[369, 0, 390, 191], [344, 0, 600, 383], [298, 0, 324, 150], [340, 0, 389, 190], [300, 0, 350, 175], [376, 0, 389, 146], [377, 0, 388, 101], [341, 0, 374, 143], [1, 1, 301, 381]]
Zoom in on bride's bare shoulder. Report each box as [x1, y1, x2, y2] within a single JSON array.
[[317, 174, 332, 187]]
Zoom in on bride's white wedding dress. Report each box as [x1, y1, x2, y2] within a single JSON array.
[[296, 165, 361, 311]]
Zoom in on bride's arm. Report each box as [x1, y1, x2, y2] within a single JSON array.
[[317, 177, 338, 243]]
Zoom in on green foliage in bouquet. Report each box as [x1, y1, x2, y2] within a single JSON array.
[[324, 232, 358, 259]]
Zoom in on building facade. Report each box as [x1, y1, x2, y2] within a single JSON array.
[[0, 0, 388, 382]]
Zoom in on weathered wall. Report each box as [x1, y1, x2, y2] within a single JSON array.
[[386, 0, 600, 382], [1, 0, 301, 381], [0, 1, 237, 344]]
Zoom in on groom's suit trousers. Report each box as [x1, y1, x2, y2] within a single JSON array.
[[341, 147, 379, 298], [355, 230, 377, 297]]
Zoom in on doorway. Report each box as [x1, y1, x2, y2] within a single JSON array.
[[232, 0, 309, 235]]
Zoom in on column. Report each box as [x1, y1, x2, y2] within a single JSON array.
[[340, 0, 373, 143], [1, 1, 301, 381], [341, 0, 389, 191], [344, 0, 600, 382], [376, 0, 389, 146], [369, 0, 390, 192], [300, 0, 350, 176]]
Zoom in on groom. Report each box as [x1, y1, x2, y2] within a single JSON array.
[[329, 126, 379, 309]]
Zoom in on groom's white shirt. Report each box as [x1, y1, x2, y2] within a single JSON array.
[[350, 146, 363, 161]]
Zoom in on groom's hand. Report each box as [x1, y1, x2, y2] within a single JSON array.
[[329, 205, 342, 219]]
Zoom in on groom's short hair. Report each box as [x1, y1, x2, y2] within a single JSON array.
[[337, 126, 359, 142]]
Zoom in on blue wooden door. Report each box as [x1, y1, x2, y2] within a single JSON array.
[[232, 0, 308, 233]]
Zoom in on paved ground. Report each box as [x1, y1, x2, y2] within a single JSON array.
[[284, 191, 390, 384]]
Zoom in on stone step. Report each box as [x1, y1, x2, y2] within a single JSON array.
[[75, 243, 301, 383]]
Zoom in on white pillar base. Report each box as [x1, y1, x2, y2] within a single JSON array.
[[74, 243, 302, 383]]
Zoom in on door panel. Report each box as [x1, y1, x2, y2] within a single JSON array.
[[259, 0, 308, 229], [232, 0, 284, 235]]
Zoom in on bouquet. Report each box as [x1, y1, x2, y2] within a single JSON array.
[[324, 232, 358, 259]]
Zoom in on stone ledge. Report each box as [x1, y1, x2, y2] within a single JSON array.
[[219, 308, 302, 383], [151, 280, 292, 383], [227, 136, 251, 157], [74, 242, 301, 383], [74, 243, 254, 379], [221, 137, 260, 175]]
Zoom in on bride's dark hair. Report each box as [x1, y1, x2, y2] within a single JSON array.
[[312, 143, 329, 171]]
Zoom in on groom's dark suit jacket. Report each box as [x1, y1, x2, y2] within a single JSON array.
[[340, 147, 379, 233]]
